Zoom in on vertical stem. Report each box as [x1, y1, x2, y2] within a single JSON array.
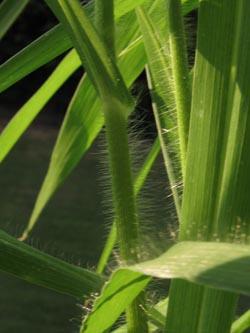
[[103, 100, 148, 333], [96, 137, 161, 274], [94, 0, 115, 58], [94, 2, 148, 331], [167, 0, 191, 176], [103, 101, 140, 263]]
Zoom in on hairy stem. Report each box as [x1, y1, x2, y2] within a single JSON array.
[[103, 99, 148, 333], [94, 2, 148, 331]]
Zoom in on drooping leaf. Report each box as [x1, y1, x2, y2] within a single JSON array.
[[0, 230, 104, 298]]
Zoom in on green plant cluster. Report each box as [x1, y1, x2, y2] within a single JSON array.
[[0, 0, 250, 332]]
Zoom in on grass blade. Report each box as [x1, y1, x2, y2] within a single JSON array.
[[45, 0, 133, 108], [0, 50, 80, 162], [166, 1, 250, 332], [167, 0, 191, 174], [81, 270, 150, 333], [0, 24, 71, 93], [0, 0, 28, 39], [136, 3, 182, 217], [19, 10, 146, 240], [0, 0, 146, 93], [231, 310, 250, 333], [0, 230, 104, 298]]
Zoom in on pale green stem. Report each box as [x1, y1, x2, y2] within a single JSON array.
[[167, 0, 191, 176]]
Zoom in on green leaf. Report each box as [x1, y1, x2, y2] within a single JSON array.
[[0, 24, 71, 93], [0, 230, 104, 298], [136, 5, 182, 218], [0, 0, 146, 93], [167, 1, 250, 332], [231, 310, 250, 333], [0, 0, 28, 39], [82, 241, 250, 333], [114, 0, 147, 18], [45, 0, 133, 109], [0, 50, 80, 162], [20, 9, 146, 240], [81, 270, 150, 333]]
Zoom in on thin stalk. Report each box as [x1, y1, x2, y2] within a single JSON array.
[[96, 138, 160, 274], [103, 99, 148, 333], [94, 2, 148, 331], [103, 101, 140, 263], [167, 0, 191, 176], [94, 0, 115, 58]]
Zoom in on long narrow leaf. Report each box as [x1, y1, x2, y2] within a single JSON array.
[[0, 0, 28, 39], [18, 0, 199, 240], [167, 1, 250, 332], [45, 0, 133, 110], [0, 50, 80, 162], [0, 230, 104, 298], [136, 5, 182, 218], [19, 10, 147, 240], [0, 0, 147, 93]]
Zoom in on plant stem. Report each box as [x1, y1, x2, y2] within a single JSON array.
[[96, 138, 160, 274], [103, 100, 140, 263], [103, 99, 148, 333], [93, 2, 148, 331], [94, 0, 115, 58], [167, 0, 191, 176]]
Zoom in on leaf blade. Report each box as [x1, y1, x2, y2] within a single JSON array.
[[0, 230, 104, 298], [82, 241, 250, 333]]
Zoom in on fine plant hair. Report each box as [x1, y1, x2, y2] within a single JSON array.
[[97, 92, 179, 271]]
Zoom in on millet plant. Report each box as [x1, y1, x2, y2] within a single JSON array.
[[0, 0, 250, 332]]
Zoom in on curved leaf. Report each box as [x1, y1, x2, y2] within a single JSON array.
[[82, 241, 250, 333]]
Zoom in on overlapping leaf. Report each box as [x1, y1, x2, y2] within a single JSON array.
[[82, 241, 250, 332]]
